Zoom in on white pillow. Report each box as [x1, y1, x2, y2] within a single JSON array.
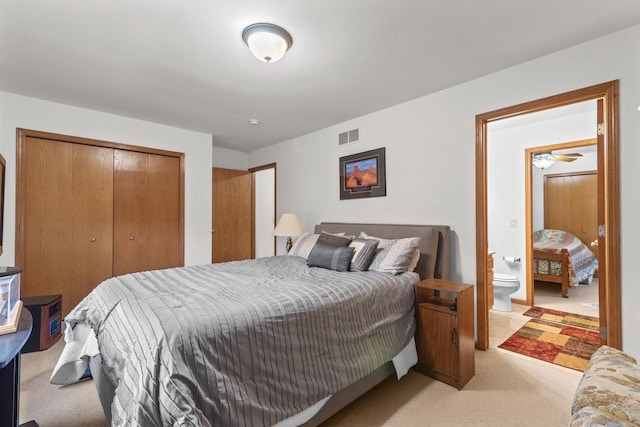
[[288, 232, 320, 260], [407, 247, 421, 272], [360, 232, 420, 274]]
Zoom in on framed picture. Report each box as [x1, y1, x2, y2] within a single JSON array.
[[339, 147, 386, 200]]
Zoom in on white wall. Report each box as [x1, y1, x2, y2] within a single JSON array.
[[212, 145, 248, 170], [487, 110, 596, 301], [254, 168, 275, 258], [0, 92, 213, 267], [249, 26, 640, 357]]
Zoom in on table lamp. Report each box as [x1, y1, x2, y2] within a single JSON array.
[[273, 213, 303, 252]]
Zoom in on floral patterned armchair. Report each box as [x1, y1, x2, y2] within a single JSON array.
[[571, 345, 640, 426]]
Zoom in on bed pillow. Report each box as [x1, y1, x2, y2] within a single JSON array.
[[361, 233, 421, 274], [307, 243, 355, 272], [288, 232, 320, 259], [289, 232, 351, 259], [321, 231, 346, 237], [358, 231, 396, 249], [316, 231, 352, 247], [348, 238, 379, 271], [407, 247, 421, 272]]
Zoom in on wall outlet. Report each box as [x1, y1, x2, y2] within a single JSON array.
[[509, 218, 517, 228]]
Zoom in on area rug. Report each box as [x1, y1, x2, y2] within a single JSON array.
[[523, 306, 599, 331], [498, 307, 601, 371]]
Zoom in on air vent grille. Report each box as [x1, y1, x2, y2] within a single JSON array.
[[338, 128, 360, 145]]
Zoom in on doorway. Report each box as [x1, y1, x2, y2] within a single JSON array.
[[250, 163, 277, 258], [476, 80, 621, 351], [527, 140, 598, 308], [211, 163, 277, 262], [212, 168, 252, 263]]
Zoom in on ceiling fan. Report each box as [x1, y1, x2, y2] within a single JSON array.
[[532, 151, 583, 169]]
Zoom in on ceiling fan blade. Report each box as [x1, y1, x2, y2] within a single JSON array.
[[555, 152, 583, 157], [553, 155, 578, 162]]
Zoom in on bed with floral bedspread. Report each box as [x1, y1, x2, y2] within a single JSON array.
[[532, 229, 598, 298]]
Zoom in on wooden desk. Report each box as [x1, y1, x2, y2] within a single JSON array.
[[0, 308, 37, 427]]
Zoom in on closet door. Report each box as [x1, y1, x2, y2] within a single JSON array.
[[148, 153, 181, 270], [544, 171, 597, 247], [22, 138, 114, 316], [113, 150, 182, 275]]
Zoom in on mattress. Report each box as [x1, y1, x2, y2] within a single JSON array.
[[51, 255, 418, 426]]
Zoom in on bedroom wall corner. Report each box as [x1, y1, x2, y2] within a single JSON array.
[[212, 145, 249, 170]]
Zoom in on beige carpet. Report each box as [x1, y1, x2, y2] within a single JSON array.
[[20, 303, 585, 427]]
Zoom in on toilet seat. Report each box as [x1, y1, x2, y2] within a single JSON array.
[[492, 273, 521, 312], [494, 273, 518, 283]]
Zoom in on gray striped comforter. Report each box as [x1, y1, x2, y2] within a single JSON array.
[[66, 256, 417, 426]]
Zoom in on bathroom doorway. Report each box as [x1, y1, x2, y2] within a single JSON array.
[[476, 81, 620, 351]]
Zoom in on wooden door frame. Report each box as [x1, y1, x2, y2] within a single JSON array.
[[524, 139, 596, 307], [475, 80, 620, 350], [249, 163, 277, 258], [16, 128, 186, 271]]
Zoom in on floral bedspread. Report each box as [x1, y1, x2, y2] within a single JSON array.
[[533, 229, 598, 287]]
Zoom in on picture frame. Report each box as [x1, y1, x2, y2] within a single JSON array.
[[339, 147, 386, 200]]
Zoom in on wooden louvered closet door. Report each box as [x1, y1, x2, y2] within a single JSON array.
[[22, 137, 114, 316]]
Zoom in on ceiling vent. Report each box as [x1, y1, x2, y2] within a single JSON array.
[[338, 128, 359, 145]]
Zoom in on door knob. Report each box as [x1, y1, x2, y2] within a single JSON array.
[[90, 238, 97, 243], [129, 236, 135, 240]]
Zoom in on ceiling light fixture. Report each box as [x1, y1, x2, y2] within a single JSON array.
[[248, 119, 261, 126], [532, 153, 555, 169], [242, 23, 292, 63]]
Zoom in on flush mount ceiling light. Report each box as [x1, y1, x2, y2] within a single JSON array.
[[242, 23, 292, 63]]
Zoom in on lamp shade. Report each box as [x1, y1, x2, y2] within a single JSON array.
[[242, 23, 292, 63], [273, 213, 303, 237]]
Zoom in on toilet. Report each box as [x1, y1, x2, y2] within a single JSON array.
[[493, 273, 520, 312]]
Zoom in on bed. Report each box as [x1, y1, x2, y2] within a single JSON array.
[[532, 229, 598, 298], [50, 222, 451, 426]]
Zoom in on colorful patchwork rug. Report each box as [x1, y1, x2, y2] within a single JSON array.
[[523, 306, 599, 331], [498, 307, 600, 371]]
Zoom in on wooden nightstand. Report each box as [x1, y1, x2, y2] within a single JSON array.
[[414, 278, 475, 390]]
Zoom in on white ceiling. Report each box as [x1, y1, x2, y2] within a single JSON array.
[[2, 1, 639, 153]]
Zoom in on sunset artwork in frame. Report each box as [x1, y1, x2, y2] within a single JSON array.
[[339, 147, 386, 200]]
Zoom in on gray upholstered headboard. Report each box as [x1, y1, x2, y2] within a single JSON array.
[[314, 222, 451, 280]]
